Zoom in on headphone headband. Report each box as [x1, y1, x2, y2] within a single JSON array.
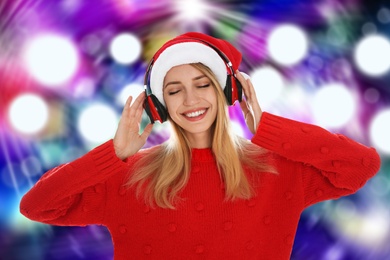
[[144, 37, 235, 95], [142, 35, 243, 123]]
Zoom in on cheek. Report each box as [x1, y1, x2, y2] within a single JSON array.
[[207, 89, 218, 106], [164, 97, 179, 115]]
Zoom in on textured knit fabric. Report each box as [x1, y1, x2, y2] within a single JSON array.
[[20, 112, 381, 260]]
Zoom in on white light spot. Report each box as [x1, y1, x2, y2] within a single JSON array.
[[358, 211, 390, 246], [369, 108, 390, 154], [354, 35, 390, 76], [109, 33, 141, 65], [250, 66, 285, 109], [311, 83, 356, 129], [267, 24, 309, 66], [231, 120, 245, 138], [117, 83, 144, 106], [23, 34, 79, 86], [78, 103, 119, 144], [174, 0, 209, 21], [8, 94, 49, 135]]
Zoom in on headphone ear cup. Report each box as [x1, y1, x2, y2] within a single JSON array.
[[224, 74, 243, 105], [143, 96, 155, 124], [235, 77, 243, 102], [224, 75, 233, 105], [151, 95, 168, 122], [143, 94, 169, 123]]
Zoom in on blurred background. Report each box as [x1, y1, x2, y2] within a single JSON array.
[[0, 0, 390, 259]]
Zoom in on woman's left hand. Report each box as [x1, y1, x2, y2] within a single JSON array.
[[236, 70, 262, 134]]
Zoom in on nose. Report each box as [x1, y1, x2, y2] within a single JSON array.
[[183, 89, 200, 106]]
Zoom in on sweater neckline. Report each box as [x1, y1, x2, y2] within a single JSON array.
[[191, 148, 214, 162]]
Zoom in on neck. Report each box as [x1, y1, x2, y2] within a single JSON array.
[[184, 131, 212, 148]]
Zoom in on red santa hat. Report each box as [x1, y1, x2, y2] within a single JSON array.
[[148, 32, 244, 107]]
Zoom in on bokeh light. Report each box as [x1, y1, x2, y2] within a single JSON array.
[[77, 103, 119, 144], [369, 108, 390, 155], [250, 66, 285, 109], [23, 34, 79, 86], [334, 207, 390, 248], [354, 34, 390, 76], [109, 33, 142, 65], [117, 83, 144, 106], [311, 83, 357, 129], [174, 0, 210, 21], [231, 120, 245, 138], [267, 24, 309, 66], [377, 8, 390, 24], [8, 94, 49, 135]]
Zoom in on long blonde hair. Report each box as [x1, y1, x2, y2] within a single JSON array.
[[127, 63, 276, 209]]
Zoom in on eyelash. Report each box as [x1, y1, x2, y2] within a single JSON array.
[[168, 84, 210, 95], [168, 90, 180, 95]]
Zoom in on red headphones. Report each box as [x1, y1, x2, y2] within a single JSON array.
[[143, 38, 243, 124]]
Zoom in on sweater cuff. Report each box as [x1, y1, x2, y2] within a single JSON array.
[[88, 139, 128, 177], [251, 112, 284, 150]]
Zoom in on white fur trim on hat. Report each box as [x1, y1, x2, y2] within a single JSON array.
[[149, 42, 227, 107]]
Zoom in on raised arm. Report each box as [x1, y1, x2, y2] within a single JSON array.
[[20, 93, 154, 225], [20, 140, 127, 225], [251, 112, 381, 207]]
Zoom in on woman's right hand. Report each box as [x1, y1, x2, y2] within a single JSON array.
[[113, 92, 154, 160]]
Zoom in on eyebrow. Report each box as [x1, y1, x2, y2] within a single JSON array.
[[164, 75, 207, 89]]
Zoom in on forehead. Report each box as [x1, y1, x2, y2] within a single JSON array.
[[165, 64, 204, 80]]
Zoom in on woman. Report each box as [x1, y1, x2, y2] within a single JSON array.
[[20, 32, 381, 259]]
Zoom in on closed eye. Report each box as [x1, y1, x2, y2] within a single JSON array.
[[168, 90, 180, 95], [197, 84, 210, 88]]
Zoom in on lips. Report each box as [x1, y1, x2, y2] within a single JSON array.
[[181, 108, 209, 121], [184, 109, 206, 118]]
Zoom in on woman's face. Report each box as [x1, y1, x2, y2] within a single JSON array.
[[163, 64, 218, 147]]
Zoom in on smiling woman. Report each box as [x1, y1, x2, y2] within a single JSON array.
[[20, 32, 381, 260], [163, 64, 218, 148]]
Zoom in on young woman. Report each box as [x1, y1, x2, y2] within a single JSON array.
[[20, 32, 381, 259]]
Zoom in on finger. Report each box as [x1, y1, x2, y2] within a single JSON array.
[[129, 92, 145, 118], [235, 70, 248, 86], [123, 96, 133, 113], [236, 70, 251, 100], [119, 96, 133, 125], [246, 78, 257, 99], [246, 79, 261, 110], [134, 101, 144, 122], [140, 123, 153, 141], [132, 91, 146, 108], [239, 99, 250, 115]]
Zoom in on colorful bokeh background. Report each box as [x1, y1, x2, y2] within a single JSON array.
[[1, 0, 390, 259]]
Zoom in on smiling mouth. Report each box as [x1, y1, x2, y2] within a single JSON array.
[[181, 108, 208, 120], [184, 109, 206, 118]]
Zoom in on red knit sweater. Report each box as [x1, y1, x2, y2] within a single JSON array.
[[20, 112, 380, 259]]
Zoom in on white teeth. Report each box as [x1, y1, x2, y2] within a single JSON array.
[[185, 109, 206, 118]]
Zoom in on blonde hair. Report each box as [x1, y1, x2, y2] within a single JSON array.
[[126, 63, 276, 209]]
